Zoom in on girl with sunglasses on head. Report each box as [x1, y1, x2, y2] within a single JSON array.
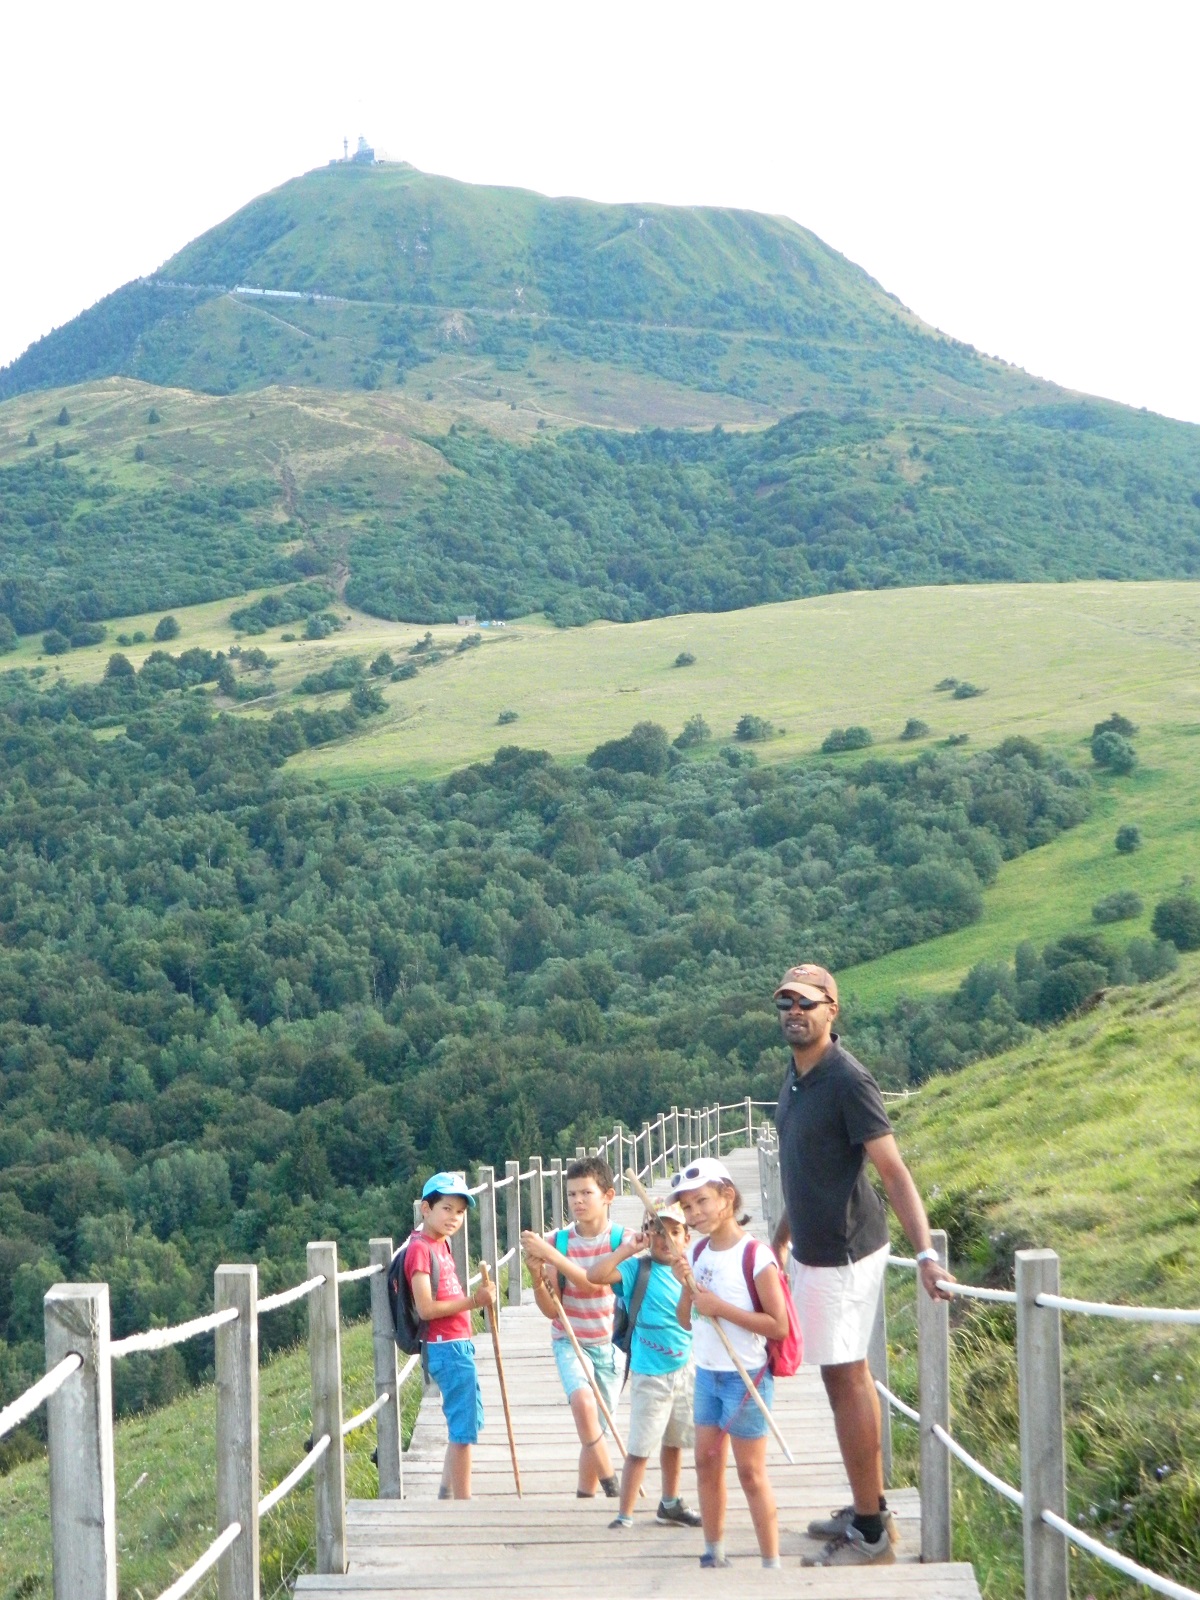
[[671, 1158, 789, 1569]]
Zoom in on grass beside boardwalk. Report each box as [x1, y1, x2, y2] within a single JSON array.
[[884, 965, 1200, 1600], [0, 1321, 423, 1600]]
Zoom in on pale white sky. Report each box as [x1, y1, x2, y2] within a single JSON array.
[[3, 1, 1198, 423]]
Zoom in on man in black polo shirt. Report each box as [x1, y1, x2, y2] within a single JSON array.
[[770, 962, 952, 1567]]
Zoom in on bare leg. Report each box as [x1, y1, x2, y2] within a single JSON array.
[[694, 1424, 728, 1544], [445, 1442, 472, 1499], [660, 1443, 683, 1502], [821, 1360, 884, 1514], [619, 1455, 649, 1517], [731, 1435, 778, 1559], [570, 1388, 613, 1493]]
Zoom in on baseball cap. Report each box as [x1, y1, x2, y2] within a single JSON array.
[[655, 1201, 687, 1225], [421, 1171, 477, 1208], [669, 1157, 733, 1194], [774, 963, 838, 1005]]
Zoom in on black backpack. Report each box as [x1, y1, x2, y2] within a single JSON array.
[[386, 1237, 441, 1354], [612, 1255, 653, 1387]]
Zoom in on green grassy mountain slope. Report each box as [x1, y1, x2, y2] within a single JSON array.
[[2, 163, 1049, 417]]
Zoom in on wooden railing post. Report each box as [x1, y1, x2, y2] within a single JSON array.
[[550, 1158, 564, 1228], [528, 1156, 546, 1235], [744, 1095, 753, 1146], [447, 1180, 471, 1291], [714, 1102, 721, 1155], [668, 1106, 679, 1168], [867, 1280, 892, 1488], [1017, 1250, 1069, 1600], [505, 1161, 523, 1308], [44, 1283, 116, 1600], [917, 1228, 951, 1562], [307, 1242, 347, 1575], [612, 1126, 624, 1193], [575, 1144, 587, 1160], [656, 1114, 667, 1177], [685, 1108, 695, 1163], [477, 1166, 499, 1290], [640, 1122, 652, 1178], [215, 1265, 259, 1600], [369, 1238, 403, 1499]]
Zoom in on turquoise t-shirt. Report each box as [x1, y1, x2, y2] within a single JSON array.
[[616, 1256, 693, 1376]]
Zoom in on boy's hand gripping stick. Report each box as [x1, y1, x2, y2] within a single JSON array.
[[479, 1262, 522, 1497], [626, 1170, 795, 1465]]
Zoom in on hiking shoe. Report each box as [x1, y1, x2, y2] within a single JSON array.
[[657, 1498, 703, 1527], [806, 1505, 899, 1545], [699, 1552, 732, 1569], [801, 1526, 895, 1567], [609, 1514, 634, 1530]]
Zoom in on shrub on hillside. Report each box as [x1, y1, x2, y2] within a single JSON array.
[[370, 652, 395, 676], [1151, 893, 1200, 952], [70, 622, 106, 648], [154, 615, 180, 642], [0, 615, 16, 653], [1092, 890, 1143, 924], [42, 629, 70, 655], [1114, 824, 1142, 853], [1125, 936, 1179, 982], [391, 661, 418, 681], [899, 718, 930, 741], [56, 406, 70, 426], [674, 651, 696, 667], [104, 653, 135, 679], [673, 714, 710, 750], [952, 681, 985, 699], [1091, 730, 1137, 773], [735, 714, 774, 742], [304, 612, 344, 640], [497, 709, 518, 725], [295, 658, 365, 696], [1093, 712, 1137, 738], [822, 725, 872, 753], [586, 721, 670, 776]]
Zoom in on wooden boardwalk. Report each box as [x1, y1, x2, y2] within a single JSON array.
[[297, 1149, 981, 1599]]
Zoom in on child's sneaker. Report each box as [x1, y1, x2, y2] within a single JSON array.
[[609, 1513, 634, 1530], [805, 1505, 899, 1545], [656, 1498, 703, 1528], [801, 1526, 895, 1567], [699, 1552, 732, 1569]]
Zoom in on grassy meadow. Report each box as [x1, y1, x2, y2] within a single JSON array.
[[886, 966, 1200, 1599]]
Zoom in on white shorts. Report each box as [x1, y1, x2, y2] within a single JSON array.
[[789, 1242, 889, 1367]]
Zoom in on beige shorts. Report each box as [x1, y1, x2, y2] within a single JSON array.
[[790, 1242, 889, 1367], [626, 1365, 696, 1458]]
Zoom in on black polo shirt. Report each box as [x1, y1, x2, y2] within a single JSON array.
[[775, 1035, 893, 1267]]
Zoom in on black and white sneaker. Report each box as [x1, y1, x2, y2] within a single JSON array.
[[801, 1526, 895, 1567], [656, 1498, 703, 1527], [806, 1505, 899, 1544]]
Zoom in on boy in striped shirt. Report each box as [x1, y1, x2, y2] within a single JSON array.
[[522, 1155, 624, 1498]]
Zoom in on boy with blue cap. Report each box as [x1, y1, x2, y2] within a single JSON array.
[[406, 1171, 496, 1498]]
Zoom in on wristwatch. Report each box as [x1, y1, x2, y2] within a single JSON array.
[[916, 1248, 939, 1264]]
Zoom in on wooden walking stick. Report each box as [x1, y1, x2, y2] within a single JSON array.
[[478, 1263, 522, 1496], [626, 1170, 795, 1465], [541, 1277, 633, 1463]]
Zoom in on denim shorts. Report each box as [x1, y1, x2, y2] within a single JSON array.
[[693, 1364, 774, 1440], [552, 1336, 618, 1434], [426, 1338, 484, 1445]]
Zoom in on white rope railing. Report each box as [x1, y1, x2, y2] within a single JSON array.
[[336, 1263, 383, 1285], [875, 1378, 920, 1424], [494, 1173, 514, 1189], [889, 1255, 919, 1268], [932, 1423, 1024, 1509], [397, 1352, 420, 1388], [518, 1167, 537, 1181], [467, 1181, 486, 1196], [497, 1246, 516, 1267], [258, 1274, 326, 1315], [1036, 1293, 1200, 1325], [258, 1434, 330, 1518], [341, 1390, 392, 1437], [110, 1306, 239, 1359], [467, 1271, 483, 1289], [1041, 1509, 1200, 1600], [0, 1354, 83, 1439], [939, 1281, 1018, 1305], [152, 1521, 241, 1600]]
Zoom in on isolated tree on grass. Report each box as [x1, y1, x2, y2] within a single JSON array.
[[1151, 893, 1200, 952]]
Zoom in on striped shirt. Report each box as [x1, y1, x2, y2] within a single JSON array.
[[549, 1223, 622, 1346]]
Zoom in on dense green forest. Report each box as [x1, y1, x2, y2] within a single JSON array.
[[0, 456, 291, 633], [0, 661, 1096, 1433], [346, 407, 1200, 624]]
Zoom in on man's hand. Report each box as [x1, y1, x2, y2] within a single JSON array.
[[919, 1257, 954, 1301]]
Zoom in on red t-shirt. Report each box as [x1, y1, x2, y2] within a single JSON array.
[[404, 1231, 472, 1342]]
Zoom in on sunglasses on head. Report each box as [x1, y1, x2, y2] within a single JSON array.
[[775, 994, 826, 1012], [671, 1165, 703, 1188]]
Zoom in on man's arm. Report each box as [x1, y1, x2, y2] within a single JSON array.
[[865, 1133, 954, 1300]]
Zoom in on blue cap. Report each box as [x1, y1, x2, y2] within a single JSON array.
[[421, 1171, 476, 1209]]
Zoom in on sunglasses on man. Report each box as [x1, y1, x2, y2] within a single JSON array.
[[774, 994, 827, 1012]]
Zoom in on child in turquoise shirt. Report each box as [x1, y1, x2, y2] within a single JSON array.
[[587, 1202, 701, 1529]]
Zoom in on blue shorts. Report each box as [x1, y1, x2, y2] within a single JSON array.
[[426, 1339, 484, 1445], [552, 1337, 618, 1434], [694, 1365, 774, 1440]]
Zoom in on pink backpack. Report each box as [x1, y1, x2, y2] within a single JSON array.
[[693, 1237, 803, 1377]]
